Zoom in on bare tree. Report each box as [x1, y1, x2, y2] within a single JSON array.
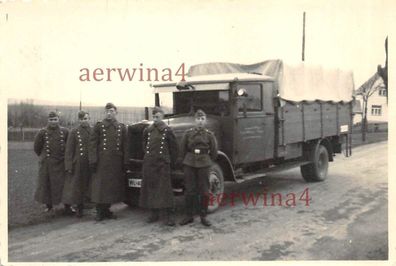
[[8, 99, 47, 128], [356, 73, 383, 141], [377, 36, 388, 102]]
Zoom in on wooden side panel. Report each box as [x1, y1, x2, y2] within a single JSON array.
[[322, 103, 337, 136], [283, 102, 303, 144], [278, 100, 352, 160], [338, 103, 352, 134], [303, 102, 321, 140]]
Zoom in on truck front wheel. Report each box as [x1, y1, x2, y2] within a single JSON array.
[[300, 144, 329, 182], [207, 162, 225, 213]]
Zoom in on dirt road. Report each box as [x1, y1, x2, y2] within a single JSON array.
[[8, 141, 388, 261]]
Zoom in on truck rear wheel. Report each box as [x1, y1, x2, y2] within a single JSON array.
[[207, 162, 225, 213], [300, 144, 329, 182]]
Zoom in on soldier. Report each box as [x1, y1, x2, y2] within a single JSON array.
[[33, 111, 72, 214], [179, 109, 218, 227], [62, 111, 92, 218], [89, 103, 128, 221], [139, 107, 178, 226]]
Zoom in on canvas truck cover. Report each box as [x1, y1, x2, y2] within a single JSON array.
[[187, 60, 354, 103]]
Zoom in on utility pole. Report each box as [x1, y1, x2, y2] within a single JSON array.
[[302, 11, 306, 62]]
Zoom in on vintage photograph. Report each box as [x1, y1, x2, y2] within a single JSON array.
[[1, 0, 392, 263]]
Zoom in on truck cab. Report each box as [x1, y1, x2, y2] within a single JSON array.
[[125, 71, 352, 211]]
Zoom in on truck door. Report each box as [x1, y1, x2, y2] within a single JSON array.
[[234, 82, 275, 164]]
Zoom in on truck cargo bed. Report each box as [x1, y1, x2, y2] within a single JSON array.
[[278, 101, 352, 145]]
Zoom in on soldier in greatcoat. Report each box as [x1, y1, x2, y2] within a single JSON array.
[[139, 107, 178, 226], [89, 103, 128, 221], [62, 111, 92, 218], [34, 111, 72, 214], [179, 110, 218, 226]]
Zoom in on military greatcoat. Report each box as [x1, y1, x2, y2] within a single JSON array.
[[34, 125, 69, 205], [139, 121, 178, 209], [62, 124, 92, 205], [88, 118, 128, 204]]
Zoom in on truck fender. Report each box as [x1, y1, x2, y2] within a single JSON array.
[[216, 151, 236, 182], [319, 138, 334, 162], [305, 138, 333, 162]]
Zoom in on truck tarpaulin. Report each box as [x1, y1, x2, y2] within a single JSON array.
[[187, 60, 354, 103]]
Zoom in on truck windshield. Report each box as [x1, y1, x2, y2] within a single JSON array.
[[158, 90, 230, 116]]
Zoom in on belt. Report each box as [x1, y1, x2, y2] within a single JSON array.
[[190, 148, 209, 154]]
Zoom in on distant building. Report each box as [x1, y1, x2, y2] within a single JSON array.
[[354, 74, 387, 124], [367, 84, 388, 122]]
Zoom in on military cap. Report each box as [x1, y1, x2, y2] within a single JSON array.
[[152, 106, 164, 115], [194, 109, 206, 118], [78, 110, 89, 120], [105, 102, 117, 110], [48, 111, 59, 118]]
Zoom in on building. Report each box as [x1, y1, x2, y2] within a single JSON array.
[[354, 73, 388, 125]]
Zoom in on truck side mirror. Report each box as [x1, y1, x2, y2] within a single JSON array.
[[235, 88, 248, 117]]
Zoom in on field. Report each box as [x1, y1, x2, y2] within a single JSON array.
[[8, 144, 44, 228]]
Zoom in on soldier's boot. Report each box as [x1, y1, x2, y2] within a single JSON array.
[[63, 204, 75, 216], [180, 195, 194, 226], [179, 216, 194, 225], [199, 194, 211, 227], [76, 204, 84, 218], [165, 208, 176, 226], [95, 205, 105, 222], [146, 208, 159, 223], [200, 216, 211, 227], [44, 204, 53, 212]]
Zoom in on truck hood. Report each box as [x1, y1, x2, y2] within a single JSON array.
[[163, 115, 220, 139], [130, 115, 220, 140]]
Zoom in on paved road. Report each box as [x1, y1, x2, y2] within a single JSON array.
[[8, 141, 388, 261]]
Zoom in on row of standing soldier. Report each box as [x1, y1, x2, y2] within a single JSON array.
[[34, 103, 217, 226]]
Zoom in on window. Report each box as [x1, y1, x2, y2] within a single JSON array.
[[171, 90, 230, 116], [237, 84, 262, 112], [371, 105, 382, 116], [378, 87, 387, 96]]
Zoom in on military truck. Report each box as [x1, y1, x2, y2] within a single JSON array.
[[125, 60, 354, 211]]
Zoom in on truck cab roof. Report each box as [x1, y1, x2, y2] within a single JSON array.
[[152, 73, 274, 93]]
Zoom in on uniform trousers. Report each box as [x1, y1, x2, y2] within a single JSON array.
[[183, 166, 210, 217]]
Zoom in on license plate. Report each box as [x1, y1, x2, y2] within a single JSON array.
[[340, 124, 349, 132], [128, 178, 142, 188]]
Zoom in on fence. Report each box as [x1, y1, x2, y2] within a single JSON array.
[[8, 107, 149, 142], [352, 122, 388, 133], [8, 128, 40, 142]]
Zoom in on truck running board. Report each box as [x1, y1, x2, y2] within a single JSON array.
[[235, 160, 311, 183]]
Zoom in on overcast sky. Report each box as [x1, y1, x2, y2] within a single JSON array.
[[1, 0, 393, 107]]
